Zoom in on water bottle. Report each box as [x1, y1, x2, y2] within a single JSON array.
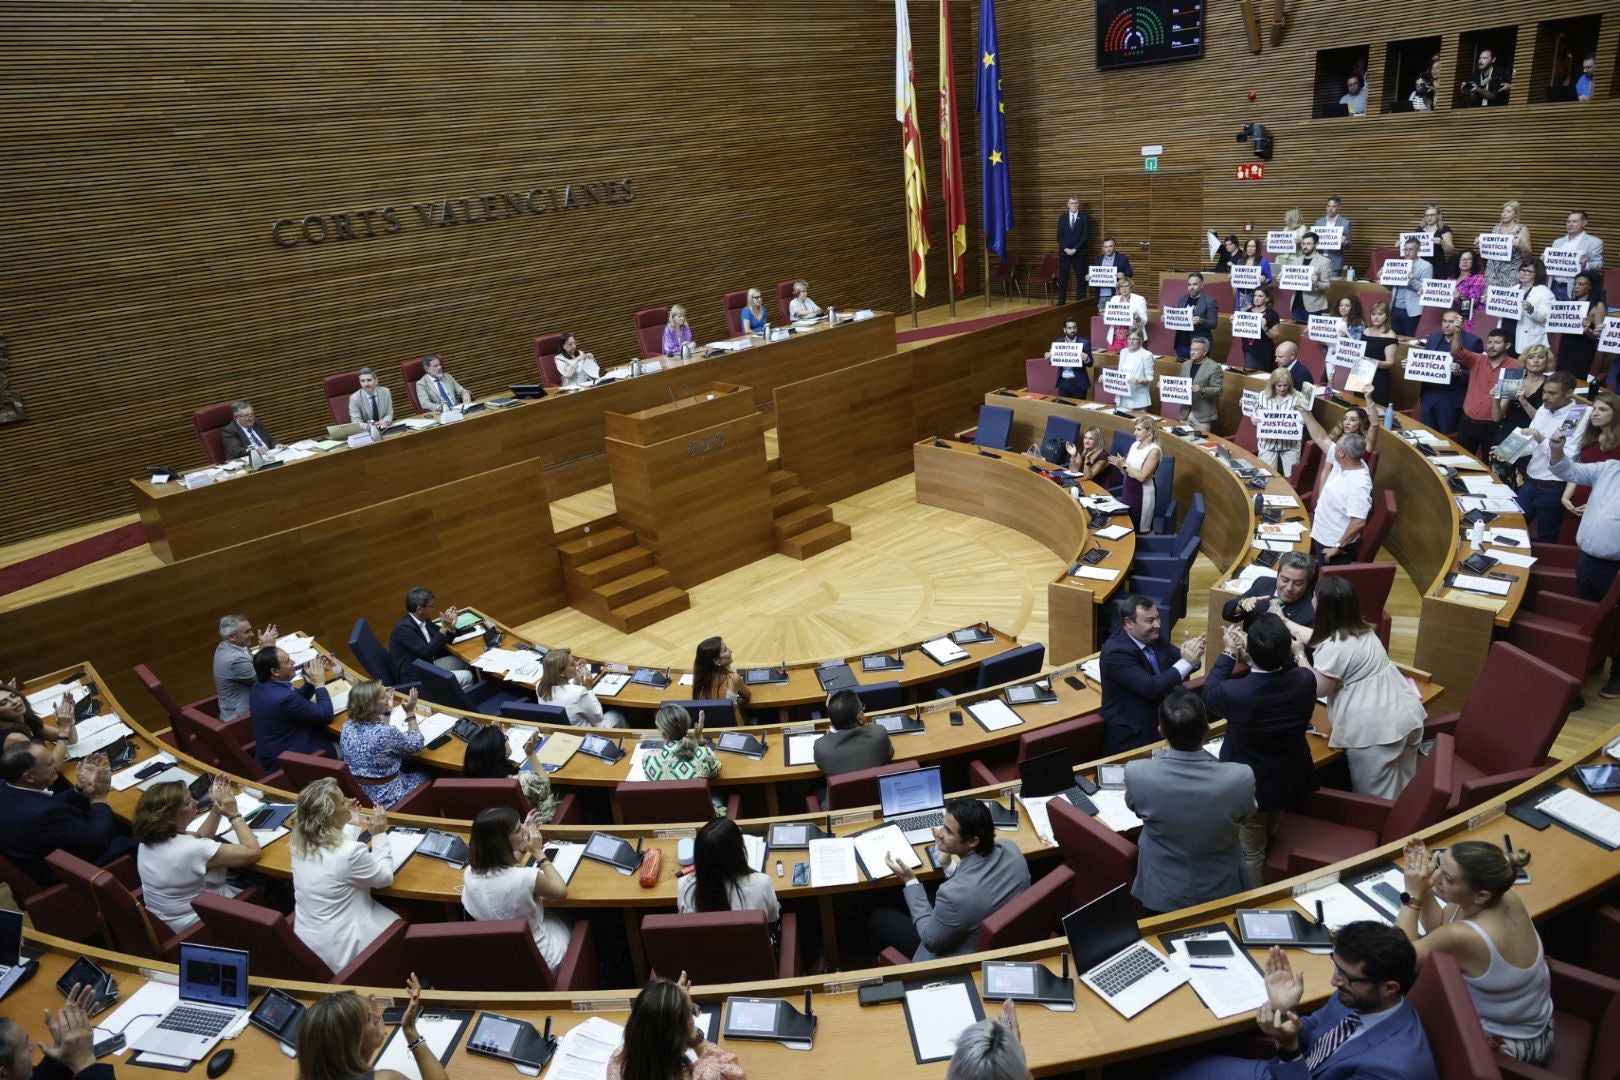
[[1469, 519, 1484, 551], [681, 342, 694, 361], [630, 358, 642, 377], [1346, 267, 1356, 282], [248, 445, 264, 470], [827, 306, 835, 326], [762, 319, 770, 342]]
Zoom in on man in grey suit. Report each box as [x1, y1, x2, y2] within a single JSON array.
[[872, 798, 1031, 961], [213, 614, 278, 721], [347, 367, 394, 431], [1182, 336, 1224, 431], [416, 355, 473, 414], [1124, 688, 1255, 914], [812, 689, 894, 777]]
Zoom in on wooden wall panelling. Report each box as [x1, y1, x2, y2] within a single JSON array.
[[0, 2, 984, 546], [0, 458, 566, 721]]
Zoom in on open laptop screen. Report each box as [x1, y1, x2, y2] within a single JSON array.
[[1019, 748, 1077, 799], [0, 909, 20, 968], [178, 944, 250, 1008], [879, 767, 944, 816], [1062, 883, 1143, 972]]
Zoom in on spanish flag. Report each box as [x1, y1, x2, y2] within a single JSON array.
[[896, 0, 930, 297], [939, 0, 967, 296]]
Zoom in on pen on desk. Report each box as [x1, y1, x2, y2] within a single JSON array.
[[1188, 964, 1228, 971]]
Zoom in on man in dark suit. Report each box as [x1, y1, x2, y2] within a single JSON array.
[[219, 400, 277, 460], [1221, 552, 1316, 633], [388, 586, 474, 687], [1055, 197, 1090, 305], [248, 646, 337, 771], [1162, 921, 1436, 1079], [813, 689, 893, 777], [1203, 615, 1320, 886], [1089, 236, 1133, 307], [0, 981, 116, 1080], [1174, 273, 1221, 360], [1100, 594, 1206, 754], [0, 742, 133, 887], [1123, 689, 1255, 913], [1417, 310, 1481, 435]]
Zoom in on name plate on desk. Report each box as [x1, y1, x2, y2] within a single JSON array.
[[1307, 314, 1343, 344], [345, 431, 378, 449], [1086, 264, 1118, 288], [1228, 264, 1263, 290], [1404, 349, 1453, 384], [1377, 259, 1412, 288], [1421, 278, 1457, 308], [181, 470, 216, 489], [1230, 311, 1264, 340], [1314, 224, 1343, 251], [1265, 230, 1296, 255], [1161, 306, 1195, 331], [1279, 264, 1314, 292], [439, 408, 465, 424], [1398, 231, 1435, 257], [1048, 341, 1088, 367]]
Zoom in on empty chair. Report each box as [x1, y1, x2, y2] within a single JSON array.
[[405, 919, 597, 991], [633, 307, 667, 357], [805, 758, 920, 813], [181, 706, 278, 784], [1137, 493, 1203, 557], [933, 642, 1048, 700], [411, 658, 525, 718], [1231, 414, 1260, 453], [499, 700, 571, 725], [1264, 735, 1457, 880], [974, 404, 1014, 449], [399, 357, 427, 413], [134, 663, 222, 758], [1359, 489, 1398, 561], [432, 778, 532, 819], [989, 255, 1024, 299], [1041, 415, 1081, 458], [191, 892, 406, 984], [278, 749, 437, 814], [1406, 953, 1506, 1080], [1029, 254, 1060, 302], [615, 779, 740, 824], [642, 909, 800, 983], [321, 372, 362, 425], [1025, 356, 1060, 397], [665, 698, 737, 729], [1291, 440, 1324, 495], [968, 713, 1106, 787], [1497, 571, 1620, 687], [1131, 535, 1200, 622], [722, 290, 749, 337], [776, 280, 798, 322], [533, 333, 564, 387], [347, 618, 400, 684], [1365, 246, 1399, 282], [0, 849, 101, 941], [854, 681, 906, 713], [1048, 797, 1138, 911], [46, 850, 203, 961], [193, 402, 236, 465], [1150, 453, 1178, 534]]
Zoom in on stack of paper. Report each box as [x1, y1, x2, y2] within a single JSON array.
[[921, 637, 969, 664], [966, 699, 1024, 731], [1223, 566, 1272, 591], [276, 633, 319, 666], [1167, 932, 1267, 1018], [25, 681, 88, 715], [785, 731, 825, 767], [852, 824, 923, 880], [623, 743, 658, 782], [111, 753, 176, 792], [471, 648, 521, 672], [1070, 565, 1119, 582], [381, 830, 427, 865], [325, 681, 353, 714], [188, 792, 266, 836], [1257, 522, 1307, 541], [389, 712, 457, 745], [1451, 574, 1512, 596], [67, 712, 134, 758], [546, 1016, 625, 1080], [1017, 795, 1059, 845], [506, 725, 538, 763], [743, 833, 769, 873], [808, 836, 859, 886], [1090, 789, 1142, 832], [593, 671, 632, 696], [1539, 788, 1620, 847], [1261, 494, 1301, 508], [1486, 548, 1537, 568], [1080, 658, 1103, 682], [1429, 454, 1483, 469], [1093, 524, 1133, 540]]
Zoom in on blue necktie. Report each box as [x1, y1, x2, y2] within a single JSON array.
[[436, 377, 450, 406], [1143, 645, 1161, 674]]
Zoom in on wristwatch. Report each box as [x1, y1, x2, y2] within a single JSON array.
[[1400, 891, 1423, 909]]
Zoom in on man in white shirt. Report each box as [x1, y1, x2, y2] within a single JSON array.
[[1549, 431, 1620, 698], [1308, 431, 1372, 566], [1546, 210, 1605, 300], [1499, 372, 1588, 540], [1338, 75, 1367, 117], [1314, 196, 1352, 276]]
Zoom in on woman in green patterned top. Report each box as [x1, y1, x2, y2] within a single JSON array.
[[643, 704, 722, 783]]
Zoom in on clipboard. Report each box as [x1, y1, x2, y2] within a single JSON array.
[[900, 972, 984, 1064], [1157, 924, 1266, 978], [374, 1010, 473, 1079]]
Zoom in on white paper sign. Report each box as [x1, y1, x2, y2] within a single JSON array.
[[1158, 375, 1194, 405], [1266, 230, 1296, 255], [1049, 340, 1089, 367], [1231, 311, 1265, 340], [1100, 368, 1131, 397], [345, 431, 378, 449], [1229, 264, 1263, 290], [1104, 298, 1134, 327], [1377, 259, 1413, 288], [1477, 233, 1513, 262], [1345, 359, 1378, 394], [1542, 247, 1581, 278], [1279, 264, 1314, 292], [1332, 337, 1369, 367], [1548, 301, 1589, 335], [1420, 278, 1457, 308], [1485, 286, 1524, 320], [1599, 317, 1620, 355], [1399, 232, 1435, 258], [1087, 264, 1118, 289], [1314, 224, 1344, 251], [1308, 314, 1345, 344], [1257, 409, 1304, 441], [1240, 389, 1263, 418], [1404, 348, 1453, 385], [1162, 306, 1195, 331]]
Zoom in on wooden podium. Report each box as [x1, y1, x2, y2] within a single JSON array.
[[603, 382, 775, 588]]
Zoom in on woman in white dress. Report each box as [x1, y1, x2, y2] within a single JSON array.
[[134, 776, 261, 931], [552, 333, 600, 389], [1297, 576, 1425, 798], [289, 777, 401, 973], [462, 806, 572, 971], [536, 648, 625, 727], [1109, 417, 1162, 533], [1116, 328, 1157, 410]]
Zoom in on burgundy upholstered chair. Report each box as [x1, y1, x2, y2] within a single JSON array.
[[804, 759, 920, 813], [46, 850, 205, 961], [1049, 797, 1139, 911], [191, 892, 406, 984], [321, 372, 362, 425], [276, 750, 436, 815], [968, 713, 1106, 788], [400, 358, 427, 413], [1407, 953, 1504, 1080], [405, 919, 598, 992], [615, 780, 740, 824], [642, 910, 800, 982], [634, 307, 668, 356], [534, 333, 564, 387], [722, 291, 749, 337], [0, 849, 106, 941], [431, 778, 531, 819], [193, 402, 235, 465]]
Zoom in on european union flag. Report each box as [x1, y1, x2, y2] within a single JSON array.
[[976, 0, 1013, 259]]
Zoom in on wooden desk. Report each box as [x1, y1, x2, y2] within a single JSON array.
[[23, 721, 1603, 1080], [130, 315, 896, 562], [912, 437, 1135, 664]]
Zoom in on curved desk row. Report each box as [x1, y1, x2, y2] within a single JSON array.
[[21, 716, 1612, 1079], [130, 313, 897, 562]]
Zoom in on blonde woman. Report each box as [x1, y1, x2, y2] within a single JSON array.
[[134, 776, 261, 931], [295, 975, 444, 1080], [1257, 368, 1307, 477], [661, 305, 694, 356], [338, 682, 430, 808], [1496, 344, 1550, 434], [738, 289, 768, 335], [1116, 328, 1156, 410], [1418, 204, 1457, 276], [1109, 417, 1162, 533], [289, 777, 401, 972], [789, 280, 822, 320], [1363, 299, 1400, 406], [1284, 207, 1305, 246], [1485, 201, 1533, 291], [536, 648, 625, 728]]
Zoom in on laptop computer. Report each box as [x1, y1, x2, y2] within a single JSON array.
[[0, 908, 34, 999], [1018, 749, 1097, 814], [878, 766, 947, 843], [129, 943, 251, 1060], [1062, 884, 1188, 1019]]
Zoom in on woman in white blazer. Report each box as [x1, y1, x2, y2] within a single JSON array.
[[289, 777, 401, 972]]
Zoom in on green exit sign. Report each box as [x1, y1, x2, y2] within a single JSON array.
[[1144, 156, 1159, 173]]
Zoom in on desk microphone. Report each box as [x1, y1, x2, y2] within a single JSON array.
[[1315, 899, 1326, 927], [1061, 952, 1070, 981], [542, 1017, 552, 1041], [804, 989, 814, 1018]]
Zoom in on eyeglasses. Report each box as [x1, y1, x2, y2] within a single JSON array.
[[1331, 960, 1379, 985]]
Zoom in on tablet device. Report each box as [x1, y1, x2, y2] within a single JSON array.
[[466, 1012, 554, 1068], [248, 987, 305, 1047], [1575, 763, 1620, 796], [579, 734, 624, 763], [56, 956, 118, 1015], [1004, 682, 1057, 706]]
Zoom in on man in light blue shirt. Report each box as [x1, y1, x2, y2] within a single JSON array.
[[1549, 430, 1620, 698]]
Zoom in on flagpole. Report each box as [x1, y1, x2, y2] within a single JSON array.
[[983, 247, 991, 310], [902, 141, 919, 330]]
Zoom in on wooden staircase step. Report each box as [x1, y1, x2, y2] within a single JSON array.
[[770, 485, 815, 517], [557, 526, 638, 568], [772, 504, 832, 539], [570, 545, 655, 588], [778, 520, 851, 560], [767, 469, 798, 495], [595, 566, 674, 606], [610, 586, 691, 631]]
